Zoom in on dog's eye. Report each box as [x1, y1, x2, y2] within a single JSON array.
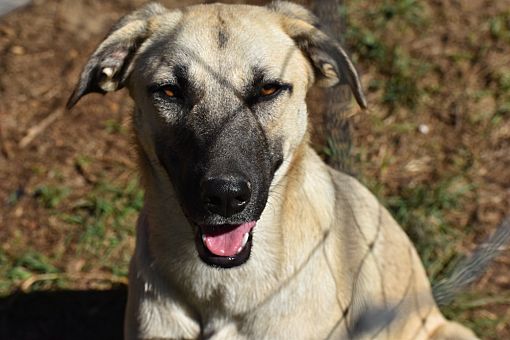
[[163, 87, 175, 97], [152, 84, 183, 101], [160, 85, 181, 98], [259, 84, 281, 97]]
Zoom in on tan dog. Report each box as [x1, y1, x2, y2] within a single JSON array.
[[68, 2, 477, 339]]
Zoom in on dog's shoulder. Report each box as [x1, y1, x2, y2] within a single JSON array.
[[326, 170, 449, 338], [328, 169, 393, 233], [326, 169, 425, 279], [329, 170, 379, 208]]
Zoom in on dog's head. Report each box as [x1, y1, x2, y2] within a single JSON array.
[[68, 2, 366, 269]]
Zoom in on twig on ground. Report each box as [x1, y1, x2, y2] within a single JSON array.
[[20, 272, 128, 292], [18, 106, 65, 149]]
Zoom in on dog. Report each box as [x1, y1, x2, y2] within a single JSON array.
[[67, 2, 478, 339]]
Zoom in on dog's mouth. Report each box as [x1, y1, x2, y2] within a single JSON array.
[[195, 221, 256, 268]]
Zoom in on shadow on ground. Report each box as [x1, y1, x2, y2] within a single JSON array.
[[0, 284, 127, 340]]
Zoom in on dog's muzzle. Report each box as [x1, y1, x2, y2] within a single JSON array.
[[194, 174, 257, 268]]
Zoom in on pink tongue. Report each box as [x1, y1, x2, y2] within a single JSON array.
[[203, 222, 256, 257]]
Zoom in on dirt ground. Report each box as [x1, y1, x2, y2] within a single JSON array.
[[0, 0, 508, 339]]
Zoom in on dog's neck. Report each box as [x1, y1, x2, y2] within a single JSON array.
[[273, 142, 337, 275]]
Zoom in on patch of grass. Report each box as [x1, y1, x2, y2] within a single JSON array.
[[345, 1, 431, 111], [63, 178, 143, 275], [443, 291, 510, 338], [1, 177, 143, 296], [382, 48, 430, 108], [376, 0, 425, 27], [75, 154, 92, 169], [6, 187, 25, 205], [492, 69, 510, 122], [321, 136, 353, 172], [12, 251, 59, 274], [0, 250, 61, 294], [489, 12, 510, 42], [371, 177, 474, 279], [34, 185, 70, 209], [0, 250, 13, 293], [346, 26, 387, 64], [497, 71, 510, 93], [344, 0, 426, 31], [103, 119, 125, 134]]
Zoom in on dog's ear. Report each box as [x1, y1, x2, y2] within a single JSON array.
[[66, 3, 167, 109], [268, 1, 367, 109]]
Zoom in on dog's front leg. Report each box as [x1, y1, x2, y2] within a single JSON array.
[[124, 212, 202, 340], [205, 323, 247, 340], [124, 256, 200, 340]]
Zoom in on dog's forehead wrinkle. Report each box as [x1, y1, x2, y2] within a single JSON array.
[[176, 9, 294, 71], [216, 10, 229, 49], [136, 11, 306, 98]]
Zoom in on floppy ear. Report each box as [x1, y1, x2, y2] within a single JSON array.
[[66, 3, 167, 109], [268, 1, 367, 109]]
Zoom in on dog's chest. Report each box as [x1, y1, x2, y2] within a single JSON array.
[[194, 251, 344, 339]]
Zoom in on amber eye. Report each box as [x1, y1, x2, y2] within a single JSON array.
[[156, 84, 182, 100], [260, 84, 281, 97], [163, 86, 176, 97]]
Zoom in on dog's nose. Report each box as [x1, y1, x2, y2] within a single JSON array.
[[201, 176, 251, 217]]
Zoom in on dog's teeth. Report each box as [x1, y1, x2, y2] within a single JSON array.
[[237, 246, 243, 254], [202, 234, 206, 243], [242, 232, 249, 247]]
